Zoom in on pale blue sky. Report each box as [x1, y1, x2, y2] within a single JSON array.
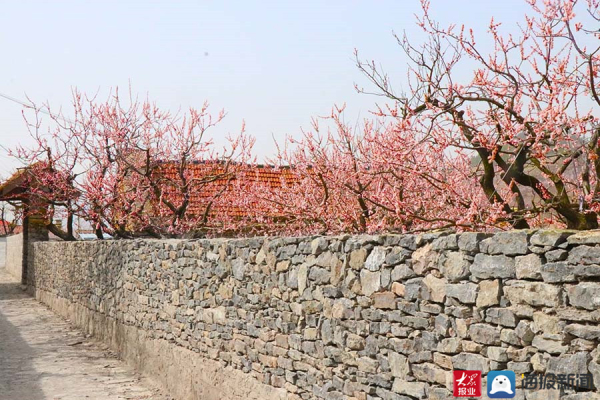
[[0, 0, 530, 176]]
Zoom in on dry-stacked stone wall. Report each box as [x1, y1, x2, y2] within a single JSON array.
[[29, 230, 600, 399]]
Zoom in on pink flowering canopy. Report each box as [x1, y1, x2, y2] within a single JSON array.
[[357, 0, 600, 230], [7, 0, 600, 238], [243, 106, 485, 235], [10, 89, 252, 239]]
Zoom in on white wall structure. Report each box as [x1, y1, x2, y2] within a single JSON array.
[[5, 233, 22, 279], [0, 237, 5, 267]]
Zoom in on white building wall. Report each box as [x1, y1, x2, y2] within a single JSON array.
[[0, 237, 6, 267], [5, 233, 23, 279]]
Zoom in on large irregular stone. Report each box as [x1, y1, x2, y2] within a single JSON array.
[[344, 235, 381, 251], [380, 262, 394, 289], [346, 334, 365, 350], [365, 247, 387, 271], [360, 270, 381, 296], [546, 352, 590, 375], [276, 244, 297, 260], [455, 319, 469, 338], [541, 262, 576, 283], [404, 278, 423, 301], [452, 353, 490, 374], [565, 324, 600, 340], [309, 266, 330, 284], [437, 337, 462, 354], [458, 232, 491, 253], [531, 353, 550, 372], [530, 230, 573, 247], [433, 314, 450, 336], [506, 361, 532, 375], [275, 259, 290, 272], [471, 254, 516, 279], [391, 264, 416, 282], [476, 279, 500, 308], [479, 231, 529, 255], [316, 250, 340, 268], [546, 249, 568, 262], [532, 334, 568, 354], [504, 281, 561, 307], [501, 328, 520, 346], [395, 235, 417, 250], [440, 252, 470, 282], [287, 266, 299, 289], [485, 308, 517, 327], [532, 312, 564, 335], [298, 264, 308, 295], [568, 246, 600, 265], [391, 282, 405, 297], [567, 282, 600, 310], [574, 264, 600, 278], [432, 234, 458, 251], [487, 346, 508, 362], [411, 243, 438, 275], [515, 321, 535, 345], [372, 291, 396, 309], [411, 363, 448, 385], [255, 248, 267, 265], [445, 283, 478, 304], [555, 307, 600, 322], [357, 356, 379, 373], [391, 379, 427, 399], [385, 247, 409, 266], [514, 253, 542, 280], [331, 298, 353, 319], [422, 274, 447, 303], [349, 248, 367, 269], [311, 237, 328, 255], [330, 255, 345, 285], [232, 258, 246, 280], [567, 230, 600, 245], [468, 323, 501, 345], [321, 320, 334, 344], [589, 361, 600, 395], [388, 352, 409, 378]]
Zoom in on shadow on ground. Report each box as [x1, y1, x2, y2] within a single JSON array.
[[0, 281, 28, 300], [0, 277, 46, 400]]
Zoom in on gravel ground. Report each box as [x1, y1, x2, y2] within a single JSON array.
[[0, 268, 170, 400]]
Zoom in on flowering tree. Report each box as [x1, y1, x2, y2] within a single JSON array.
[[12, 92, 482, 238], [244, 106, 486, 235], [10, 89, 252, 239], [12, 0, 600, 238], [356, 0, 600, 229]]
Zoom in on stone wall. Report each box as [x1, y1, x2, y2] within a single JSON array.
[[6, 233, 23, 279], [29, 230, 600, 400]]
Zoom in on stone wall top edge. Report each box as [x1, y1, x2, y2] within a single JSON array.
[[29, 228, 600, 250]]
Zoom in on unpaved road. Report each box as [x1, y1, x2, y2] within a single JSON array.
[[0, 268, 169, 400]]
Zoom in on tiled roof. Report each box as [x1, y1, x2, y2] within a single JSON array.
[[0, 167, 31, 200], [0, 162, 56, 201], [155, 161, 298, 218]]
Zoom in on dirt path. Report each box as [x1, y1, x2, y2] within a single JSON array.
[[0, 268, 170, 400]]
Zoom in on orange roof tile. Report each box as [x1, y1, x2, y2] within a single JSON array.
[[153, 161, 298, 219]]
